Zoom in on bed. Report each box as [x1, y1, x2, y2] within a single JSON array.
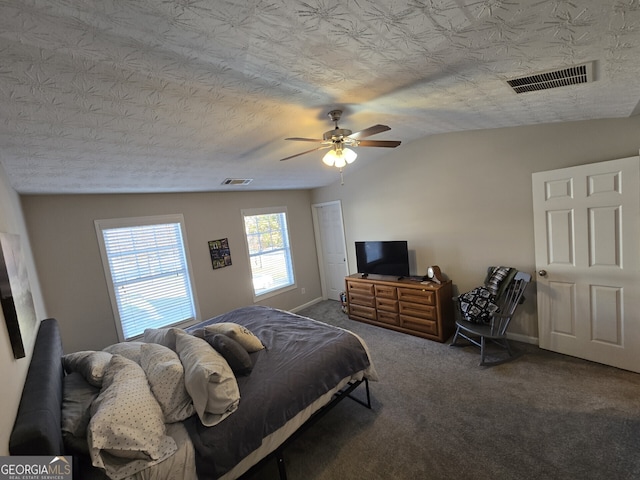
[[9, 305, 378, 479]]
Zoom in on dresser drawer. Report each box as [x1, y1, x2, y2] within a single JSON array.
[[377, 310, 399, 326], [400, 315, 438, 336], [349, 304, 377, 321], [397, 287, 435, 305], [347, 281, 375, 295], [374, 284, 397, 299], [376, 297, 399, 312], [399, 302, 436, 320], [349, 292, 375, 307]]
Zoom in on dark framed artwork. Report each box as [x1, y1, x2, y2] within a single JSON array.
[[0, 233, 37, 359], [209, 238, 232, 269]]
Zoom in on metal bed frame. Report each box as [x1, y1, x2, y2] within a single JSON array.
[[241, 378, 372, 480]]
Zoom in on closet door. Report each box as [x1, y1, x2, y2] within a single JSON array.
[[313, 201, 348, 301]]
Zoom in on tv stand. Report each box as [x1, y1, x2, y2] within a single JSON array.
[[345, 274, 454, 343]]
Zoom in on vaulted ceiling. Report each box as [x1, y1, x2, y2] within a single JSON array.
[[1, 0, 639, 194]]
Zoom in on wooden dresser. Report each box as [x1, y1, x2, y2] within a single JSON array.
[[345, 273, 454, 343]]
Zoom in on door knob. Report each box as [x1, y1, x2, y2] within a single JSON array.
[[538, 270, 547, 277]]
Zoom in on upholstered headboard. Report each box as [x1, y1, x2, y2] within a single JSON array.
[[9, 318, 65, 455]]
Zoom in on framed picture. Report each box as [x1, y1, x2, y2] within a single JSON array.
[[209, 238, 232, 270], [0, 233, 37, 359]]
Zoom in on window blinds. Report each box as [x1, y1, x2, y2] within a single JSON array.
[[102, 222, 195, 339]]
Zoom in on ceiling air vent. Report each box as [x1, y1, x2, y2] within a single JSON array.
[[506, 62, 594, 94], [222, 178, 253, 186]]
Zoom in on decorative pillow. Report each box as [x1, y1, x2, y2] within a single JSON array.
[[485, 266, 512, 296], [140, 343, 195, 423], [175, 333, 240, 427], [201, 322, 264, 353], [459, 287, 500, 324], [88, 355, 177, 480], [143, 327, 183, 351], [62, 372, 100, 455], [62, 351, 113, 387], [205, 334, 253, 376], [103, 341, 145, 364]]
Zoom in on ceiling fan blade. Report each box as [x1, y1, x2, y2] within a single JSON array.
[[280, 146, 328, 161], [349, 124, 391, 139], [357, 139, 402, 148], [285, 137, 324, 142]]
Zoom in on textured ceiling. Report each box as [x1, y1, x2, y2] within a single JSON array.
[[1, 0, 639, 194]]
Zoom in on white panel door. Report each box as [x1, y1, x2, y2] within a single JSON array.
[[532, 156, 640, 373], [313, 201, 348, 301]]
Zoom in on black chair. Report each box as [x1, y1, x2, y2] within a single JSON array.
[[450, 269, 531, 365]]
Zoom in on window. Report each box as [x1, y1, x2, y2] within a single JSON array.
[[242, 207, 295, 298], [95, 214, 197, 341]]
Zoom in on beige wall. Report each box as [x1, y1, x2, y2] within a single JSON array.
[[311, 116, 640, 340], [7, 116, 640, 456], [21, 190, 322, 353], [0, 163, 47, 455]]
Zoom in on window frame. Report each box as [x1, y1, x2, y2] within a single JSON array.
[[241, 206, 296, 301], [94, 214, 200, 341]]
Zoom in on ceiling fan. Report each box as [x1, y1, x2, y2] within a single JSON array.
[[280, 110, 401, 168]]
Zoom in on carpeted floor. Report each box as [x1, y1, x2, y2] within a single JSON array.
[[242, 300, 640, 480]]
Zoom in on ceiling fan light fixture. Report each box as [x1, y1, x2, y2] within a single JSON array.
[[343, 147, 357, 164], [322, 147, 357, 168], [282, 109, 399, 164], [322, 149, 339, 166]]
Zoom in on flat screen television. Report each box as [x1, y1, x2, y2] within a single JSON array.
[[355, 241, 410, 277]]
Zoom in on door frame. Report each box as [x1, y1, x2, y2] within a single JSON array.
[[311, 200, 349, 300]]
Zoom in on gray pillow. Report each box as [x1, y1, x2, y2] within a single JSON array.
[[62, 351, 113, 387], [205, 334, 253, 376], [62, 372, 100, 454], [201, 322, 264, 352]]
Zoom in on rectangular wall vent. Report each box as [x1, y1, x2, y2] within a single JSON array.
[[506, 62, 594, 94], [222, 178, 253, 185]]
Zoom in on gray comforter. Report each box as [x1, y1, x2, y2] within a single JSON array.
[[183, 306, 373, 479]]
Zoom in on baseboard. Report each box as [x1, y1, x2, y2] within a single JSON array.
[[290, 297, 324, 313], [507, 331, 539, 345]]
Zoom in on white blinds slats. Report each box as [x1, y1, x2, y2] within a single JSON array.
[[102, 222, 195, 339]]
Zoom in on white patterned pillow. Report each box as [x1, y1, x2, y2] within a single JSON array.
[[103, 341, 145, 364], [143, 327, 183, 351], [140, 343, 195, 423], [62, 351, 113, 387], [175, 333, 240, 427], [88, 355, 177, 480], [201, 322, 264, 352]]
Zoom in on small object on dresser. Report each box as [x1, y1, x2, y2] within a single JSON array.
[[425, 266, 443, 284]]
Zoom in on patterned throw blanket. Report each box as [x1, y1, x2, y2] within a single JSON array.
[[458, 267, 514, 324]]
